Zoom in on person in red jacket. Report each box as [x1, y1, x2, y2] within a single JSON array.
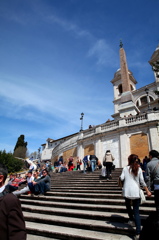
[[0, 163, 26, 240]]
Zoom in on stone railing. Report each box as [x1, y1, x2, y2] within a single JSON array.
[[125, 113, 147, 124], [83, 128, 96, 137], [101, 120, 119, 131], [51, 112, 158, 160], [51, 134, 79, 159]]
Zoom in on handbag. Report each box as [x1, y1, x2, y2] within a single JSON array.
[[112, 164, 115, 170], [140, 189, 146, 204], [118, 177, 124, 188], [134, 177, 146, 205], [103, 161, 106, 166]]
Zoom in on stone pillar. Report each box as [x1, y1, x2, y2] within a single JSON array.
[[94, 138, 102, 163], [148, 126, 159, 151], [119, 132, 130, 167]]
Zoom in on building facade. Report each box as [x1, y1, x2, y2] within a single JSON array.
[[41, 44, 159, 167]]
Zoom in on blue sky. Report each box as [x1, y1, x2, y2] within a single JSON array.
[[0, 0, 159, 155]]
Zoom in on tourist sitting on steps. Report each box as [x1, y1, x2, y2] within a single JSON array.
[[68, 156, 74, 171], [13, 170, 36, 196], [28, 169, 51, 196]]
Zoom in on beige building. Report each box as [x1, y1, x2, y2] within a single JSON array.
[[41, 43, 159, 167]]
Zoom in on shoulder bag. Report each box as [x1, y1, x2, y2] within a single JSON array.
[[134, 177, 146, 204], [117, 177, 124, 188]]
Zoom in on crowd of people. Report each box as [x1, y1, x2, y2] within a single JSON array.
[[5, 163, 51, 197], [53, 155, 102, 173]]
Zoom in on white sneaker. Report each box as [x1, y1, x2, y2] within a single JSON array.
[[134, 234, 140, 240], [128, 220, 135, 227]]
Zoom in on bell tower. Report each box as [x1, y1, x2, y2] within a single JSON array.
[[111, 42, 139, 119], [149, 44, 159, 85]]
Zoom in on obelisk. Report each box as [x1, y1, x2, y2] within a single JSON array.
[[118, 41, 138, 116]]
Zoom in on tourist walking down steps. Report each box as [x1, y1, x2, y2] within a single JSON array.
[[120, 154, 151, 240]]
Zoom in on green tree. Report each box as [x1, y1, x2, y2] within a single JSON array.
[[0, 150, 24, 173], [13, 135, 27, 159]]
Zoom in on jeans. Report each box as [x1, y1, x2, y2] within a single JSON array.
[[125, 197, 141, 234], [13, 186, 29, 195], [83, 161, 88, 173], [7, 185, 18, 192], [105, 162, 113, 179], [28, 182, 49, 195], [90, 159, 96, 172]]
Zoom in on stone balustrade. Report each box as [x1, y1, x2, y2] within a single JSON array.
[[51, 111, 159, 160]]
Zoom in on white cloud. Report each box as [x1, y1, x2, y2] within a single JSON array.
[[88, 39, 118, 67]]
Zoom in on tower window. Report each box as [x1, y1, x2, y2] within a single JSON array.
[[140, 96, 147, 105], [118, 84, 123, 94]]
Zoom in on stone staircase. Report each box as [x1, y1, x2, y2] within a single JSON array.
[[19, 168, 155, 240]]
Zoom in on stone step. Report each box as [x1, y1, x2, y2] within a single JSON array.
[[21, 198, 154, 215], [40, 191, 155, 200], [51, 182, 119, 186], [20, 194, 154, 207], [21, 169, 152, 239], [24, 211, 135, 236], [22, 204, 154, 222], [50, 189, 123, 193], [51, 186, 122, 190], [27, 234, 59, 240], [26, 221, 133, 240]]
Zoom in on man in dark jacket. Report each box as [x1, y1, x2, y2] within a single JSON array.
[[0, 163, 26, 240], [146, 150, 159, 221]]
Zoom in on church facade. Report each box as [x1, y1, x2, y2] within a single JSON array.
[[41, 44, 159, 167]]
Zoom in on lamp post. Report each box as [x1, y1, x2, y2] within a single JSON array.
[[38, 147, 41, 162], [80, 112, 84, 131], [145, 87, 151, 111]]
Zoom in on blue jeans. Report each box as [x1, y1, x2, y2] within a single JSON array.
[[90, 159, 96, 172], [28, 182, 49, 195], [83, 161, 88, 173], [125, 197, 141, 234]]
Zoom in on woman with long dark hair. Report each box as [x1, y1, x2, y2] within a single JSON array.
[[120, 154, 151, 240]]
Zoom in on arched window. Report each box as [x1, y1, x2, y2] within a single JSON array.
[[140, 96, 147, 105], [136, 95, 155, 107], [130, 84, 134, 91]]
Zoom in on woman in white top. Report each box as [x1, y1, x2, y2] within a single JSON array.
[[120, 154, 151, 240]]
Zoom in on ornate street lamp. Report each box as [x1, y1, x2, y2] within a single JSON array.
[[80, 112, 84, 131], [145, 87, 151, 111], [38, 147, 41, 162]]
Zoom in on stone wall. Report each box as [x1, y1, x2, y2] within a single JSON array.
[[84, 144, 94, 156]]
